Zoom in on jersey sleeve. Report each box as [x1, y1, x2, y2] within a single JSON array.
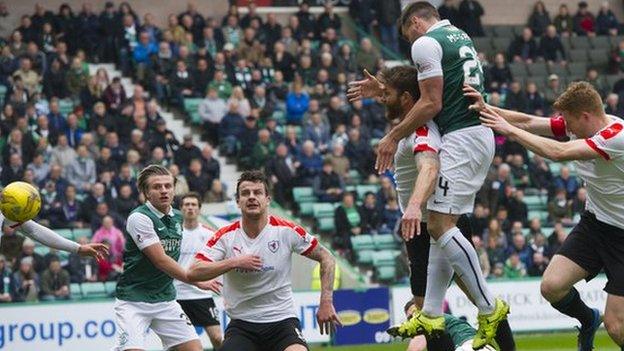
[[549, 115, 568, 138], [286, 225, 318, 256], [413, 121, 442, 154], [411, 37, 443, 81], [195, 237, 226, 262], [126, 212, 160, 250], [585, 122, 624, 161]]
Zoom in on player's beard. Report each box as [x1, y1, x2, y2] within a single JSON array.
[[386, 102, 403, 122]]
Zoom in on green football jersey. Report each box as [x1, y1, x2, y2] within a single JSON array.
[[115, 204, 183, 303], [445, 314, 476, 347], [423, 21, 485, 135]]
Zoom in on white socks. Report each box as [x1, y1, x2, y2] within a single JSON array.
[[422, 240, 454, 317]]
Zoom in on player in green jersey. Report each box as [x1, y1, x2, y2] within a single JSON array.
[[113, 165, 216, 351], [351, 2, 510, 349]]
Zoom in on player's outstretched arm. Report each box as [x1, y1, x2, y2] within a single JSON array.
[[401, 151, 440, 241], [187, 254, 263, 282], [12, 220, 108, 260], [305, 244, 342, 335], [480, 108, 600, 161], [346, 69, 384, 102], [463, 84, 554, 136]]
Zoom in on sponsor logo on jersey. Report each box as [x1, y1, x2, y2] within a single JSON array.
[[363, 308, 390, 324], [268, 240, 280, 253]]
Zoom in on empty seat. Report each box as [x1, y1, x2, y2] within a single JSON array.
[[567, 62, 587, 76], [527, 62, 548, 76], [70, 283, 82, 298], [356, 185, 379, 200], [356, 249, 375, 265], [568, 49, 588, 62], [104, 281, 117, 296], [375, 266, 396, 281], [316, 217, 335, 232], [72, 228, 93, 240], [473, 37, 493, 53], [590, 36, 611, 49], [609, 35, 624, 49], [493, 26, 515, 38], [571, 36, 591, 50], [548, 63, 568, 76], [293, 187, 316, 203], [373, 234, 398, 250], [351, 234, 375, 250], [372, 250, 396, 267], [55, 229, 74, 240], [312, 203, 334, 218], [588, 49, 610, 67], [524, 195, 546, 211], [81, 282, 108, 299], [605, 74, 623, 90], [509, 62, 527, 77], [492, 38, 512, 52], [298, 202, 315, 217], [34, 245, 49, 256], [528, 210, 549, 223], [183, 98, 203, 113]]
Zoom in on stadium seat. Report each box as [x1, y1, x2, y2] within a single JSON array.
[[372, 250, 396, 267], [373, 234, 398, 250], [272, 110, 286, 125], [293, 187, 316, 203], [346, 169, 361, 185], [81, 282, 108, 299], [548, 63, 567, 77], [528, 210, 549, 222], [590, 36, 611, 49], [298, 202, 315, 217], [351, 234, 375, 250], [70, 283, 82, 298], [524, 195, 546, 211], [605, 74, 623, 89], [316, 217, 335, 232], [509, 62, 527, 77], [483, 26, 496, 37], [55, 229, 74, 240], [0, 85, 6, 105], [512, 25, 526, 37], [183, 98, 202, 113], [375, 266, 396, 281], [527, 63, 548, 77], [571, 36, 591, 50], [104, 281, 117, 296], [588, 49, 610, 67], [73, 228, 93, 240], [541, 227, 554, 236], [34, 245, 49, 256], [492, 38, 512, 53], [312, 203, 334, 218], [567, 62, 587, 76], [568, 49, 589, 62], [355, 185, 379, 200], [58, 99, 74, 115], [610, 35, 624, 49], [493, 25, 514, 38], [356, 249, 375, 265], [473, 37, 493, 53]]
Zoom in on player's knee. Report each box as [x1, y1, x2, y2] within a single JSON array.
[[540, 278, 564, 302], [604, 313, 624, 345]]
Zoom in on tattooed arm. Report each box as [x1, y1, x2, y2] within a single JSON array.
[[305, 244, 342, 335]]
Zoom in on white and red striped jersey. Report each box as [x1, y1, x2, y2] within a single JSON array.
[[195, 215, 318, 323], [394, 120, 442, 214], [550, 115, 624, 229]]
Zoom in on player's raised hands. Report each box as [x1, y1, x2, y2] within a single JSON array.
[[479, 107, 515, 136], [463, 83, 487, 112], [78, 243, 109, 261], [233, 254, 263, 271], [347, 69, 384, 102], [317, 300, 342, 335], [196, 280, 223, 294]]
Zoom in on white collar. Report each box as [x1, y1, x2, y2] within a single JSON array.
[[146, 201, 174, 219], [427, 19, 451, 33]]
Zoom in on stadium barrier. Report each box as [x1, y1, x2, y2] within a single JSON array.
[[0, 276, 608, 350]]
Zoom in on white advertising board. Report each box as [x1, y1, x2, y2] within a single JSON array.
[[391, 276, 608, 332], [0, 292, 329, 351]]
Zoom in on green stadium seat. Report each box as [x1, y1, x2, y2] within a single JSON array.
[[70, 283, 82, 298], [512, 25, 526, 37], [355, 185, 379, 200], [316, 217, 335, 232], [521, 228, 531, 236], [190, 111, 201, 125], [104, 281, 117, 296], [571, 36, 591, 50], [55, 229, 74, 240], [272, 110, 286, 124], [356, 249, 375, 265], [590, 36, 611, 49], [548, 63, 567, 77], [549, 162, 562, 175], [34, 245, 49, 256], [561, 36, 572, 54], [312, 203, 334, 218], [351, 234, 375, 250], [183, 98, 202, 113], [58, 99, 74, 115], [541, 227, 554, 236], [347, 170, 361, 185], [81, 282, 108, 299], [338, 39, 356, 50], [299, 202, 315, 217], [372, 250, 396, 267], [528, 210, 549, 223], [569, 49, 588, 62], [293, 187, 317, 203], [524, 195, 546, 211], [375, 266, 396, 281], [73, 228, 93, 240], [473, 37, 493, 53], [373, 234, 398, 250]]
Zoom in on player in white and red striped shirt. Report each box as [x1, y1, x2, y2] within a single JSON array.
[[466, 82, 624, 351], [188, 170, 340, 351]]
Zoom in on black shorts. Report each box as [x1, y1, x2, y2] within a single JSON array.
[[401, 214, 474, 297], [177, 298, 220, 327], [220, 317, 308, 351], [557, 211, 624, 296]]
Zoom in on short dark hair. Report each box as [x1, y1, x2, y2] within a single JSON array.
[[399, 1, 440, 28], [137, 164, 175, 196], [181, 192, 202, 208], [236, 170, 270, 199], [381, 66, 421, 101]]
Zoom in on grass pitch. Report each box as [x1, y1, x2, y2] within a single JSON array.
[[311, 330, 619, 350]]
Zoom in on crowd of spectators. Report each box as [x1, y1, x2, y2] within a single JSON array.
[[0, 0, 620, 295]]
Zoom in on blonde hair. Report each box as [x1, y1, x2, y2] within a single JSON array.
[[137, 164, 174, 196], [553, 81, 604, 117]]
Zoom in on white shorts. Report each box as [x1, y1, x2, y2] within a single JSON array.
[[427, 125, 494, 215], [113, 299, 199, 350]]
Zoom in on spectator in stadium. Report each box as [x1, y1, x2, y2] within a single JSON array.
[[325, 142, 350, 179], [295, 2, 315, 40], [228, 86, 252, 118], [11, 256, 39, 302], [379, 196, 400, 234], [596, 2, 619, 36], [169, 60, 195, 107], [540, 25, 566, 64], [266, 143, 297, 207], [60, 184, 83, 229], [1, 153, 24, 185], [26, 152, 50, 185], [42, 164, 68, 196], [508, 27, 539, 63], [334, 191, 362, 251], [91, 215, 125, 262], [525, 82, 545, 116], [458, 0, 485, 37], [547, 222, 568, 258], [102, 77, 127, 115], [544, 74, 563, 112], [0, 255, 14, 303], [437, 0, 460, 27], [528, 1, 551, 37], [528, 217, 543, 236], [39, 256, 70, 301], [504, 252, 527, 278], [317, 2, 341, 36], [250, 129, 276, 170], [484, 163, 513, 215], [112, 184, 138, 220], [39, 181, 64, 229], [313, 159, 345, 203], [573, 1, 595, 36], [507, 232, 531, 268], [504, 80, 527, 112], [133, 30, 158, 81], [65, 57, 89, 100], [345, 128, 373, 177], [218, 101, 245, 157], [486, 53, 512, 92], [89, 202, 124, 233], [527, 154, 552, 194], [66, 236, 99, 284], [166, 164, 188, 199], [17, 239, 45, 274], [553, 165, 579, 199], [528, 251, 549, 276], [12, 56, 39, 95], [605, 93, 624, 116], [297, 140, 323, 187], [548, 188, 573, 224], [173, 134, 201, 173], [286, 81, 309, 125], [349, 0, 376, 35], [357, 192, 379, 234], [553, 4, 574, 36], [355, 38, 381, 75], [43, 58, 67, 99], [508, 189, 529, 224], [205, 179, 229, 203], [303, 112, 331, 153], [375, 0, 401, 55], [49, 133, 76, 170], [186, 158, 212, 199]]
